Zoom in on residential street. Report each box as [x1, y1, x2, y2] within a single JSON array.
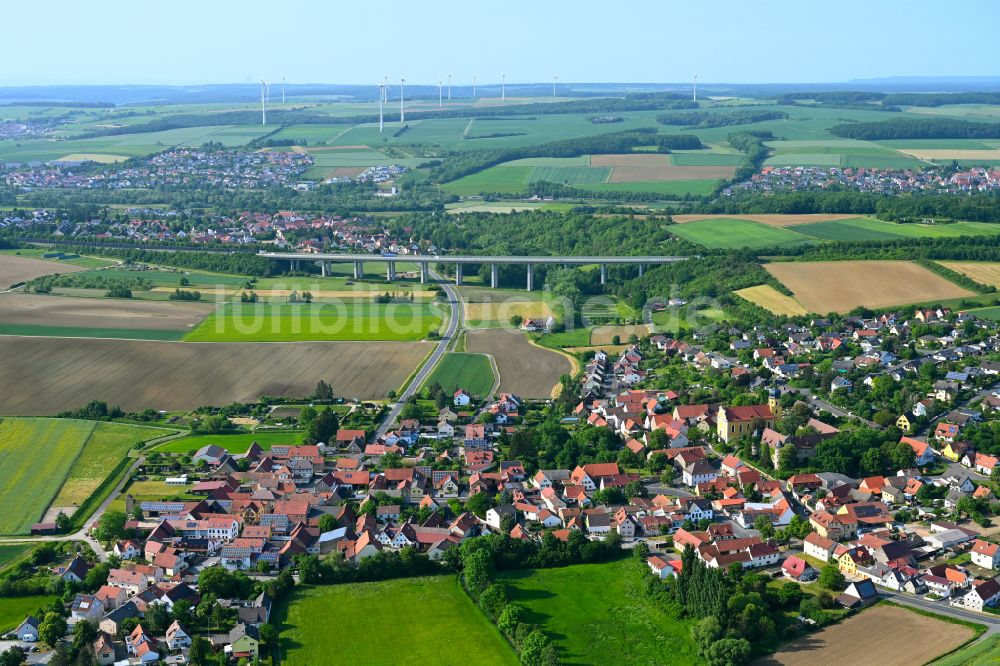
[[376, 269, 460, 437]]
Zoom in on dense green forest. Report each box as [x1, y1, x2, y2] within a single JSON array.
[[829, 117, 1000, 140], [701, 190, 1000, 223], [17, 181, 454, 215], [656, 109, 787, 128]]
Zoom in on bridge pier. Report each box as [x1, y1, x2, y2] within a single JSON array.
[[490, 263, 498, 289], [600, 264, 607, 285], [638, 264, 644, 277], [455, 263, 463, 286], [320, 261, 330, 278], [291, 259, 300, 272], [354, 261, 363, 279], [420, 262, 429, 284], [386, 261, 396, 282], [526, 263, 534, 291]]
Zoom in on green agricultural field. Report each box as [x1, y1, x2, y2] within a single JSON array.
[[930, 634, 1000, 665], [184, 301, 443, 342], [0, 249, 116, 269], [668, 218, 811, 249], [529, 165, 610, 184], [0, 418, 169, 534], [154, 430, 306, 454], [0, 418, 97, 534], [53, 422, 176, 507], [0, 596, 55, 633], [0, 323, 185, 341], [583, 179, 721, 196], [794, 217, 1000, 242], [668, 152, 745, 166], [498, 559, 700, 666], [276, 577, 517, 666], [965, 306, 1000, 321], [441, 166, 533, 195], [422, 352, 495, 397]]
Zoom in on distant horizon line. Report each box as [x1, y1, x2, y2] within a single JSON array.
[[1, 75, 999, 89]]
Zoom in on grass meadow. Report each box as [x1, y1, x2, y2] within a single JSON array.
[[0, 596, 55, 634], [275, 577, 517, 666], [52, 422, 174, 506], [153, 430, 306, 455], [498, 559, 700, 666], [422, 352, 495, 397]]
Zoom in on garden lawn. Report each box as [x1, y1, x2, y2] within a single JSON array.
[[668, 218, 812, 250], [276, 577, 517, 666], [498, 559, 700, 666], [0, 596, 55, 634], [422, 352, 495, 397], [185, 301, 443, 342], [154, 430, 305, 455], [0, 418, 98, 534]]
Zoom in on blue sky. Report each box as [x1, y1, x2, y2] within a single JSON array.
[[4, 0, 997, 85]]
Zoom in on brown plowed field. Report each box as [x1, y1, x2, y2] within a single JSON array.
[[0, 293, 213, 330], [0, 255, 85, 288], [755, 604, 974, 666], [672, 214, 862, 227], [0, 337, 431, 414], [466, 329, 573, 399], [590, 154, 735, 182]]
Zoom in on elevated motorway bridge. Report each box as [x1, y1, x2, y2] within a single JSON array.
[[258, 252, 692, 290]]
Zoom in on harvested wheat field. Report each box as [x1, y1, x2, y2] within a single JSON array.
[[734, 285, 809, 316], [756, 604, 975, 666], [0, 254, 85, 288], [672, 214, 861, 227], [765, 260, 973, 314], [464, 300, 554, 326], [590, 154, 736, 182], [0, 293, 214, 330], [937, 261, 1000, 288], [466, 329, 574, 398], [590, 324, 653, 345], [0, 337, 432, 414], [329, 166, 367, 179]]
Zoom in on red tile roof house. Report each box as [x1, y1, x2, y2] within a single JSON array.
[[971, 539, 1000, 569], [646, 555, 682, 579], [781, 555, 811, 580]]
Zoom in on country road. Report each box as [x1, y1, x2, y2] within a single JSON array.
[[376, 269, 461, 437]]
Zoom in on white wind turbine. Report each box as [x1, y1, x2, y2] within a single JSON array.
[[472, 74, 477, 98], [281, 76, 286, 104], [383, 74, 390, 101], [448, 73, 452, 100], [399, 77, 405, 123], [501, 73, 506, 102], [260, 79, 267, 125], [693, 74, 698, 102], [553, 75, 558, 97], [377, 83, 384, 133], [438, 78, 443, 107]]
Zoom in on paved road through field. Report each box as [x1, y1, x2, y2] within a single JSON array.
[[376, 269, 460, 438]]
